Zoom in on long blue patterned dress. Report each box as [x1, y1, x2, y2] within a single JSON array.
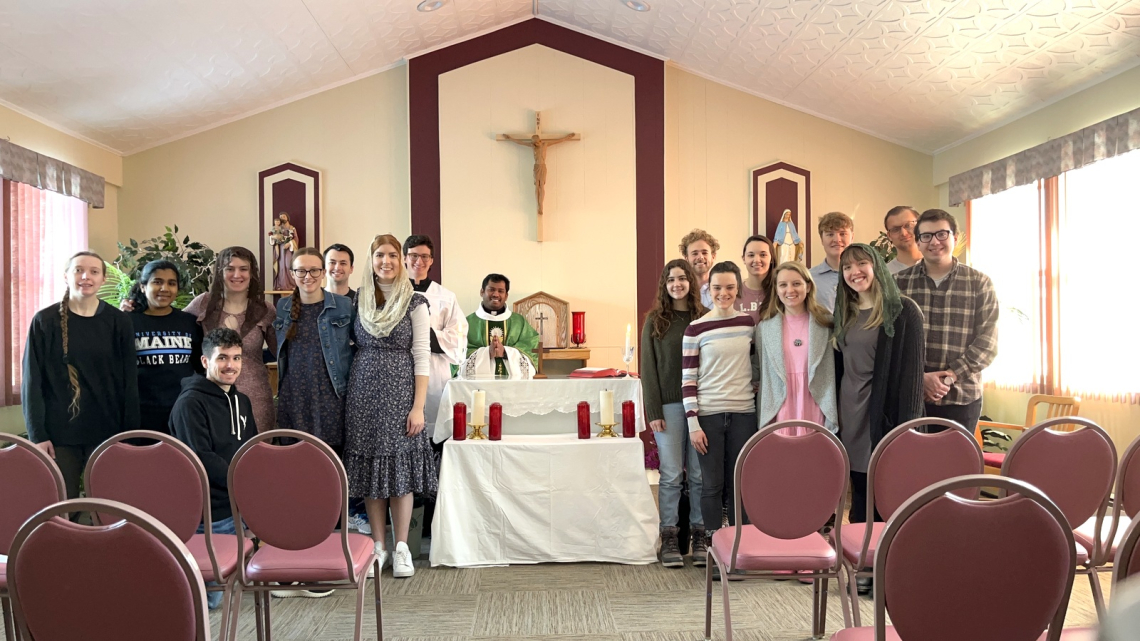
[[344, 294, 437, 499]]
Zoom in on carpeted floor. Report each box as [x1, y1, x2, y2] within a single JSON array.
[[209, 550, 1106, 640]]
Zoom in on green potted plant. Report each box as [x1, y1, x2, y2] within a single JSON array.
[[105, 226, 215, 309]]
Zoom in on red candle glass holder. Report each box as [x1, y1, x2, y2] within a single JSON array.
[[452, 402, 467, 441], [577, 401, 591, 439], [622, 400, 636, 438], [489, 403, 503, 441], [571, 311, 587, 348]]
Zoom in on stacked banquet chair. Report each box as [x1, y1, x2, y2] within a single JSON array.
[[999, 417, 1116, 619], [1072, 432, 1140, 593], [840, 417, 984, 626], [83, 431, 254, 641], [0, 434, 65, 641], [7, 498, 210, 641], [831, 475, 1080, 641], [228, 429, 383, 641], [704, 419, 853, 640]]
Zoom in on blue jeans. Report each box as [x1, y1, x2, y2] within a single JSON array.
[[654, 402, 703, 530], [196, 516, 237, 610]]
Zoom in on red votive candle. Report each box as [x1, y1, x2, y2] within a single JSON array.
[[452, 402, 467, 441], [577, 401, 591, 439], [622, 400, 636, 438], [489, 403, 503, 441]]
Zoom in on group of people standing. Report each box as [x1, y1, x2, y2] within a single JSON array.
[[641, 207, 998, 589]]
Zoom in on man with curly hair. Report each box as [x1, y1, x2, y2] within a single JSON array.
[[679, 229, 720, 309]]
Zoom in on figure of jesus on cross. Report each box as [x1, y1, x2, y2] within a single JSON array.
[[497, 112, 580, 241]]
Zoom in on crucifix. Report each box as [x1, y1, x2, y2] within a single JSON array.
[[497, 112, 581, 242], [533, 309, 550, 379]]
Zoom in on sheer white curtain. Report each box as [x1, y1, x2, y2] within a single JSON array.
[[969, 181, 1044, 391], [6, 180, 88, 402], [1058, 150, 1140, 402]]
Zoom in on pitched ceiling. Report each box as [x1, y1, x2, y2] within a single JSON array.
[[2, 0, 1138, 155]]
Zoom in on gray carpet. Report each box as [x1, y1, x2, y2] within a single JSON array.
[[210, 554, 1105, 640]]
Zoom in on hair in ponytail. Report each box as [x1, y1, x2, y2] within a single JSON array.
[[285, 247, 324, 342], [61, 250, 106, 420]]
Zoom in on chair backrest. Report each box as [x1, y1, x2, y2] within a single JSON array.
[[229, 429, 356, 581], [874, 475, 1075, 641], [84, 431, 209, 542], [1117, 433, 1140, 520], [1002, 417, 1116, 550], [1024, 394, 1081, 429], [869, 418, 984, 519], [0, 434, 65, 554], [7, 498, 208, 641], [1113, 516, 1140, 585], [730, 420, 848, 570]]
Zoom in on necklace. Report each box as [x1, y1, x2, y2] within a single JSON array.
[[793, 339, 803, 347]]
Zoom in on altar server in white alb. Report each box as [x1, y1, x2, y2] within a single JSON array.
[[403, 235, 468, 429], [460, 273, 540, 380]]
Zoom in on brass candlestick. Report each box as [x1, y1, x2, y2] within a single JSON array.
[[469, 422, 488, 440], [596, 422, 618, 438]]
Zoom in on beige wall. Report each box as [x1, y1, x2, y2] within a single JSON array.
[[665, 65, 938, 269], [439, 45, 637, 368], [119, 66, 410, 270]]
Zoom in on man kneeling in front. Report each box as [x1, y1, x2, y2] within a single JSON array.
[[170, 327, 254, 609]]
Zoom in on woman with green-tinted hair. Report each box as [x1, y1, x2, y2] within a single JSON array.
[[833, 244, 925, 527]]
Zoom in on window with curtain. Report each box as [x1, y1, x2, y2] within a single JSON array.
[[1057, 151, 1140, 403], [969, 181, 1045, 391], [968, 147, 1140, 404], [2, 179, 89, 406]]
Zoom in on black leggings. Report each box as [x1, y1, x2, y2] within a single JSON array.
[[695, 412, 758, 530]]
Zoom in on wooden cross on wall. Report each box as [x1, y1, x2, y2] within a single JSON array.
[[497, 112, 581, 242]]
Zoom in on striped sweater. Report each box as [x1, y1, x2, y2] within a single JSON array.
[[681, 312, 757, 433]]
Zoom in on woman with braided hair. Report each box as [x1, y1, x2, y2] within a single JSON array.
[[22, 251, 140, 499], [184, 246, 277, 432], [273, 247, 355, 450]]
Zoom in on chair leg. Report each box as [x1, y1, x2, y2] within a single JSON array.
[[1088, 567, 1107, 621], [816, 577, 829, 638], [254, 586, 265, 641], [704, 552, 715, 641], [847, 565, 863, 627], [835, 567, 853, 629], [217, 581, 233, 641], [373, 561, 384, 641], [227, 582, 244, 641], [720, 562, 733, 641], [2, 595, 15, 641], [263, 590, 273, 641]]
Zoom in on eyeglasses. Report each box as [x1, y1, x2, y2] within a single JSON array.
[[406, 253, 433, 264], [916, 229, 952, 243], [888, 221, 917, 235], [291, 268, 325, 278]]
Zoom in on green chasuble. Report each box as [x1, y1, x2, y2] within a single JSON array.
[[464, 307, 540, 378]]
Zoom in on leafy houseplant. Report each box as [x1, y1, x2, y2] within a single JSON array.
[[870, 232, 897, 264], [112, 226, 215, 309]]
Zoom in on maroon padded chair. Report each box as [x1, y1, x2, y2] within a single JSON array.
[[1002, 416, 1116, 618], [228, 429, 380, 641], [1112, 515, 1140, 586], [704, 420, 852, 640], [831, 475, 1076, 641], [84, 430, 253, 641], [841, 417, 982, 626], [0, 434, 65, 641], [1075, 432, 1140, 572], [7, 498, 209, 641]]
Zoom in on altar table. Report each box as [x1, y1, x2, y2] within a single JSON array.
[[431, 378, 646, 443], [429, 434, 659, 567]]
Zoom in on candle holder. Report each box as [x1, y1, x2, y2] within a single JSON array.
[[468, 422, 488, 440], [596, 422, 619, 438]]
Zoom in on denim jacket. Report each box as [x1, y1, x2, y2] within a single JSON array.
[[274, 291, 355, 398]]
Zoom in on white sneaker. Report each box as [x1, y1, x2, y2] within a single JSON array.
[[367, 542, 388, 578], [269, 583, 333, 598], [392, 542, 414, 578], [347, 514, 372, 535]]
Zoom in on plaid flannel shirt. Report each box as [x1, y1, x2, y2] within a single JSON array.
[[895, 259, 999, 405]]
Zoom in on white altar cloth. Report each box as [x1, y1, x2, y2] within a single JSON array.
[[431, 378, 645, 443], [429, 434, 658, 567]]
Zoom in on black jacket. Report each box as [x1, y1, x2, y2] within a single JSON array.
[[169, 374, 256, 522], [835, 297, 927, 450]]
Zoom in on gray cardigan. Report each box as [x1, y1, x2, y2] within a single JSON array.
[[754, 313, 839, 432]]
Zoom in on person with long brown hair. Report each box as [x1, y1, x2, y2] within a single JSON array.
[[755, 261, 836, 436], [273, 247, 355, 449], [22, 251, 139, 499], [183, 246, 277, 432], [641, 259, 708, 568], [344, 234, 433, 579], [739, 234, 775, 324]]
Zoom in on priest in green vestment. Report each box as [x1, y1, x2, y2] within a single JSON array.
[[460, 273, 540, 379]]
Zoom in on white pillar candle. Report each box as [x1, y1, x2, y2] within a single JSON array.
[[473, 390, 486, 423], [600, 389, 614, 425]]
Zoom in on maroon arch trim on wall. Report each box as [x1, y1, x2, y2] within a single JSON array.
[[258, 162, 321, 291], [752, 162, 812, 265], [409, 18, 665, 322]]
